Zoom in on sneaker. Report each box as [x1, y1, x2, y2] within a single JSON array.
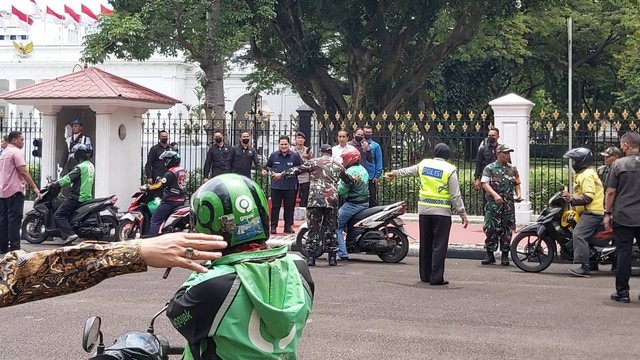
[[284, 227, 295, 234], [611, 291, 630, 303], [270, 226, 277, 234], [338, 256, 349, 261], [61, 234, 79, 245], [569, 264, 591, 277]]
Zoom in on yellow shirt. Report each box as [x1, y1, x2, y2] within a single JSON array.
[[573, 168, 604, 213]]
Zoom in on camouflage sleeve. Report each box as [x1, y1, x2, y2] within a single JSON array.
[[283, 160, 313, 179], [0, 241, 147, 308]]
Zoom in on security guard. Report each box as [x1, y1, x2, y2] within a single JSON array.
[[385, 143, 468, 285]]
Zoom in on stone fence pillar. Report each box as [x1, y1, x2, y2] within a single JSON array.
[[489, 94, 534, 225]]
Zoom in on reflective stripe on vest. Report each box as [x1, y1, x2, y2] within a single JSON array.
[[417, 159, 456, 208]]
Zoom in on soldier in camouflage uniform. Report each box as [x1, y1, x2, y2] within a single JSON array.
[[597, 146, 622, 185], [274, 144, 354, 266], [480, 144, 522, 266]]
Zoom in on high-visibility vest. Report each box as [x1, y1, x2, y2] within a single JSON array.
[[417, 159, 457, 208]]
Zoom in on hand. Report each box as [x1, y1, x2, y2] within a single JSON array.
[[203, 178, 209, 184], [373, 178, 379, 185], [474, 179, 481, 191], [515, 196, 523, 203], [561, 190, 571, 202], [493, 194, 504, 205], [146, 178, 153, 184], [362, 141, 370, 152], [462, 218, 469, 229], [384, 172, 395, 181], [604, 214, 613, 232], [352, 175, 361, 183], [139, 185, 148, 192], [33, 188, 41, 197], [261, 169, 268, 176], [272, 173, 282, 181], [140, 233, 228, 273]]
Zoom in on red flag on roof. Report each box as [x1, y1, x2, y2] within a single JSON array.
[[45, 6, 66, 25], [100, 4, 113, 16], [64, 5, 80, 27], [81, 4, 99, 24], [11, 6, 34, 33]]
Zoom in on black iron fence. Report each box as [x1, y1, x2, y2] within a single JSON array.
[[0, 112, 42, 200]]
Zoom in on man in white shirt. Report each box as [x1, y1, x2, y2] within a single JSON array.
[[331, 130, 354, 164]]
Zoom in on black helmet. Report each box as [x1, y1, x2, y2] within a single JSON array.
[[72, 144, 91, 162], [191, 174, 269, 247], [563, 147, 594, 172], [160, 151, 180, 168]]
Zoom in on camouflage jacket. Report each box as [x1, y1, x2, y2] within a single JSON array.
[[0, 241, 146, 308], [481, 161, 521, 204], [283, 155, 353, 208], [597, 164, 610, 185]]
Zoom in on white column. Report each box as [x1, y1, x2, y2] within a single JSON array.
[[92, 107, 114, 199], [8, 79, 17, 121], [36, 106, 61, 188], [489, 93, 535, 225]]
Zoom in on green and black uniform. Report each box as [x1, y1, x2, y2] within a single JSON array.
[[53, 160, 95, 239], [167, 246, 314, 360], [481, 161, 520, 252]]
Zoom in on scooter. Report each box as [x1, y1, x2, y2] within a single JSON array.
[[296, 201, 410, 263], [117, 190, 190, 240], [81, 305, 184, 359], [510, 190, 640, 273], [21, 177, 119, 244]]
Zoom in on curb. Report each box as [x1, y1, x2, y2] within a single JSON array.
[[267, 237, 487, 260]]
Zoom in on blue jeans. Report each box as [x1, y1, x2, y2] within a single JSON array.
[[336, 201, 368, 257]]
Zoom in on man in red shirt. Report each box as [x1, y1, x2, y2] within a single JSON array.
[[0, 131, 40, 254]]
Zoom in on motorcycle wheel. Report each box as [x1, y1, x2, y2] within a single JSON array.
[[100, 216, 119, 242], [21, 213, 48, 244], [510, 231, 555, 272], [295, 227, 325, 259], [116, 219, 138, 241], [377, 226, 409, 263]]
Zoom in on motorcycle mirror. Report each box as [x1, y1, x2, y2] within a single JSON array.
[[82, 316, 103, 353]]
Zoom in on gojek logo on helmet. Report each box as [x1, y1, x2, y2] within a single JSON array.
[[236, 195, 255, 222]]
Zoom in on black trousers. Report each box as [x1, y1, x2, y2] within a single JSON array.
[[297, 182, 310, 208], [613, 222, 640, 294], [418, 214, 452, 283], [0, 192, 25, 252], [271, 189, 296, 228], [149, 201, 183, 236], [54, 198, 81, 239], [368, 180, 379, 207]]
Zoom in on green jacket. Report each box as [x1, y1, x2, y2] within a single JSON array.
[[167, 246, 314, 360], [57, 160, 95, 202], [338, 164, 369, 204]]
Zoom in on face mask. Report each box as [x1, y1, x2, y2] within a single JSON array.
[[160, 138, 168, 144], [489, 137, 496, 144], [364, 133, 372, 140], [241, 138, 250, 145], [214, 137, 222, 143], [354, 136, 363, 142]]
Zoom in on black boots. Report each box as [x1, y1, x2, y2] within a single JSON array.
[[306, 256, 315, 266], [481, 250, 496, 265], [501, 251, 510, 266], [328, 252, 337, 266]]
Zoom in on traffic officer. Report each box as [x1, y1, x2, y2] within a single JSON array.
[[597, 146, 622, 185], [385, 143, 469, 285], [275, 144, 354, 266], [605, 132, 640, 303], [60, 119, 93, 176], [481, 144, 522, 266]]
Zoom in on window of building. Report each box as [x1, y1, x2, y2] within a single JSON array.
[[9, 35, 17, 40], [0, 36, 4, 41], [20, 35, 28, 40]]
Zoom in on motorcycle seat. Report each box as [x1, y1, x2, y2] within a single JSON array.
[[351, 205, 389, 221], [81, 196, 115, 206]]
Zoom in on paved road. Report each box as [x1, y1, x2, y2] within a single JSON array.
[[1, 249, 639, 360]]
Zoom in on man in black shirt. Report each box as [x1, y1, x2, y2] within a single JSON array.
[[144, 130, 171, 184], [228, 131, 261, 178], [203, 130, 230, 182], [474, 128, 500, 207], [605, 132, 640, 303], [347, 128, 373, 166]]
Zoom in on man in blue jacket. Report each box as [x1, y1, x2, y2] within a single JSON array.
[[363, 125, 383, 207]]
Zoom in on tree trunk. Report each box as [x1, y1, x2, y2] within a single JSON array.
[[201, 59, 225, 131]]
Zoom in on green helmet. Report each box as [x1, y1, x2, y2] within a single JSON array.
[[191, 173, 269, 247]]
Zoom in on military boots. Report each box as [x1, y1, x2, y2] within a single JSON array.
[[481, 250, 496, 265]]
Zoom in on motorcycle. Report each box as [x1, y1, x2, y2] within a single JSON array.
[[117, 190, 190, 241], [510, 190, 640, 273], [21, 177, 119, 244], [296, 201, 410, 263], [81, 305, 184, 360]]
